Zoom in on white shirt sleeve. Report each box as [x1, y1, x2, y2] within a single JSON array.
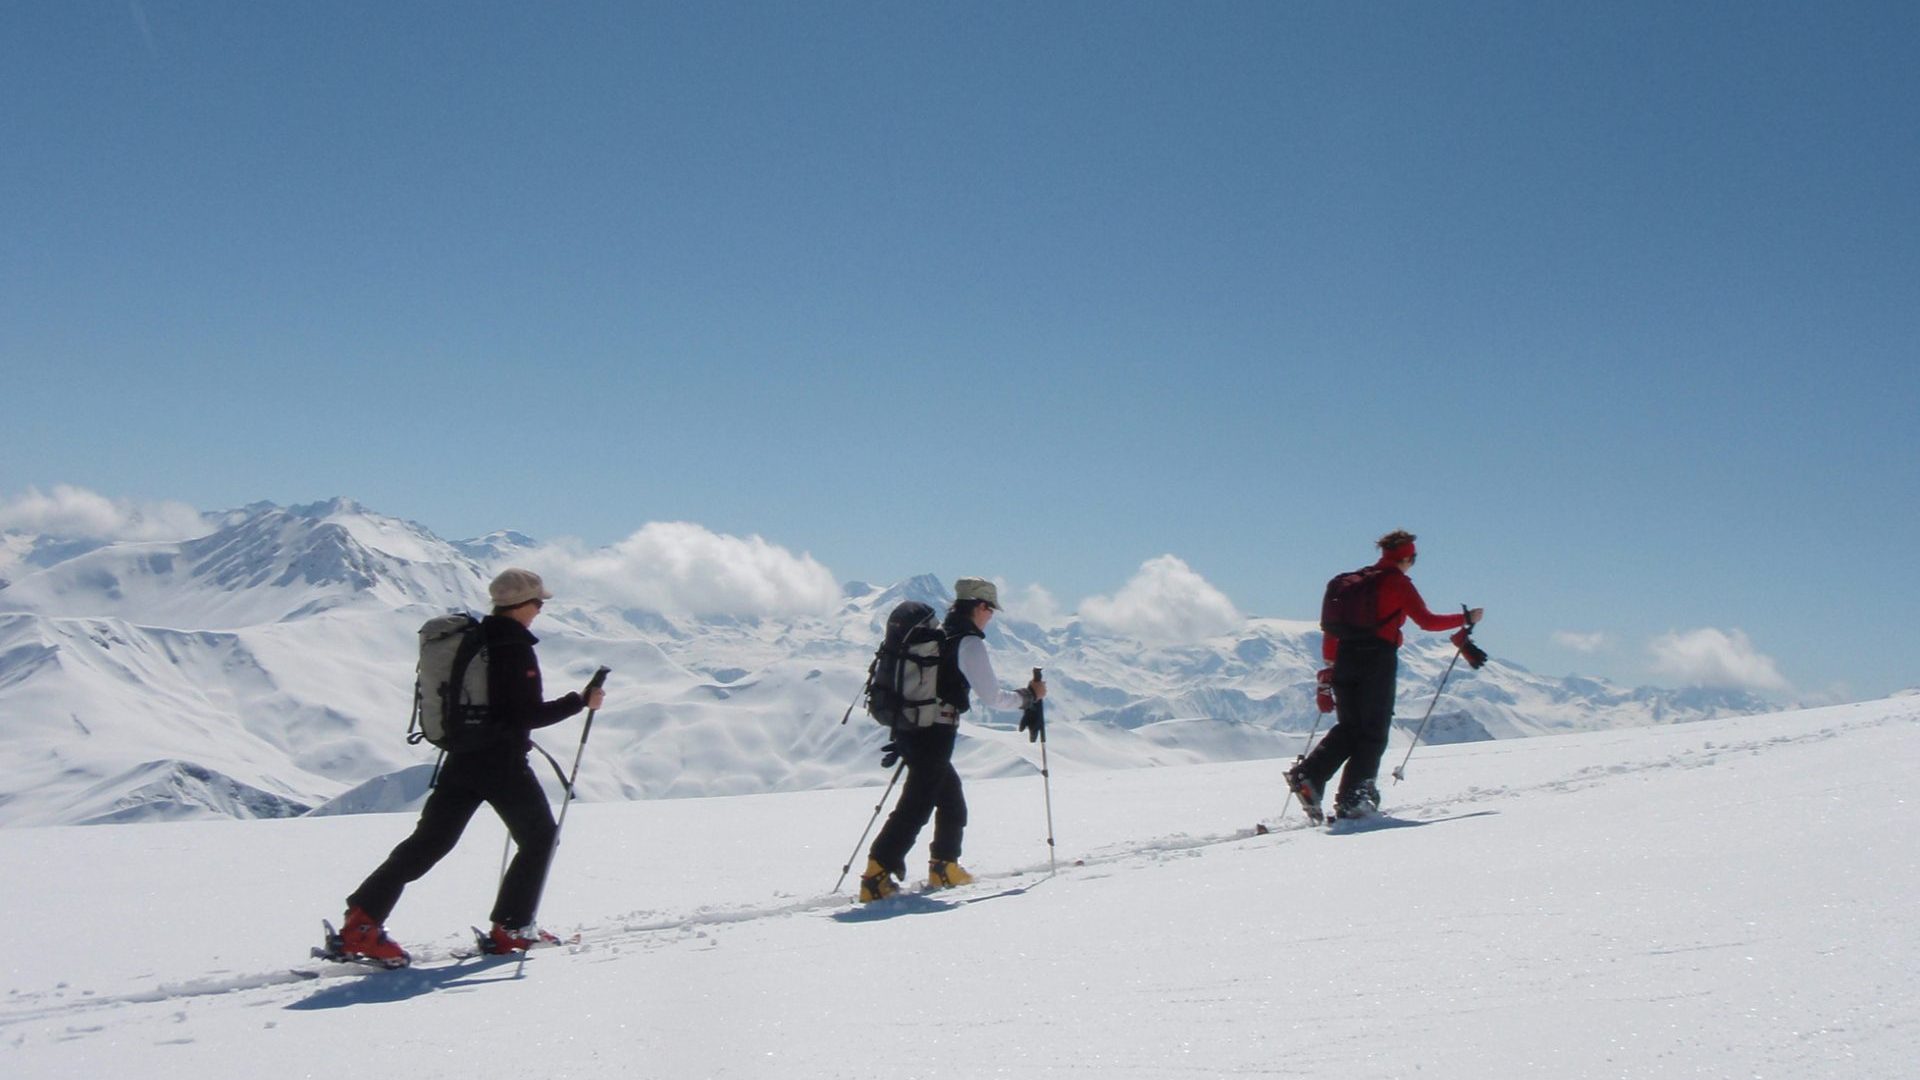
[[955, 635, 1028, 712]]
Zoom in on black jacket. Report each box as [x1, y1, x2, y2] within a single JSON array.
[[480, 614, 584, 752], [935, 610, 984, 714]]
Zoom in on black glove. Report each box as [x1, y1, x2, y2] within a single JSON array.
[[1019, 669, 1047, 743], [880, 741, 900, 769], [1450, 627, 1489, 670]]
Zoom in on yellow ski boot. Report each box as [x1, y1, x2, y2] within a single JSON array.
[[858, 858, 900, 903], [927, 859, 975, 890]]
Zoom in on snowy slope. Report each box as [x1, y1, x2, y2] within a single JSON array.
[[0, 499, 1778, 826], [0, 498, 482, 628], [0, 700, 1912, 1078]]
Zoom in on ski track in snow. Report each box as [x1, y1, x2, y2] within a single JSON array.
[[0, 711, 1874, 1037]]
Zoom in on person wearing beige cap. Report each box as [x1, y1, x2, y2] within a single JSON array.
[[336, 568, 607, 965], [859, 576, 1047, 902]]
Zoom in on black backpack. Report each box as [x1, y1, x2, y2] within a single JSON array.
[[1320, 565, 1394, 641], [856, 601, 947, 729]]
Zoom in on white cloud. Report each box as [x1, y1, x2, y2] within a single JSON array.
[[1553, 630, 1610, 654], [0, 485, 207, 541], [1007, 582, 1066, 627], [1647, 628, 1792, 695], [1079, 555, 1244, 645], [530, 521, 840, 619]]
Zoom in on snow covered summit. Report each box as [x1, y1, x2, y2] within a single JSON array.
[[0, 498, 1779, 827]]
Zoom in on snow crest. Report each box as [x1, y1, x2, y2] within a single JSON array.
[[0, 499, 1777, 826]]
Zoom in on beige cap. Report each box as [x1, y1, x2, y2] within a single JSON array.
[[953, 577, 1000, 610], [489, 567, 554, 608]]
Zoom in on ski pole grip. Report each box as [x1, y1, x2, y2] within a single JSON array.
[[587, 666, 612, 692]]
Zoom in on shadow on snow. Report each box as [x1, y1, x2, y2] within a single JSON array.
[[1326, 809, 1501, 834], [284, 953, 527, 1010], [828, 880, 1044, 923]]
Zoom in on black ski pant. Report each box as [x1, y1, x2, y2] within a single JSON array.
[[1300, 637, 1399, 803], [869, 723, 966, 878], [347, 747, 557, 928]]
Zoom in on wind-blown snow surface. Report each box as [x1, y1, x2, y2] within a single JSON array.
[[0, 499, 1776, 827], [2, 700, 1913, 1078]]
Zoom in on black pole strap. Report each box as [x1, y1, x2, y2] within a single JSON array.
[[530, 741, 571, 796]]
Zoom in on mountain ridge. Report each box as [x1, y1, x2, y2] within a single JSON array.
[[0, 499, 1784, 826]]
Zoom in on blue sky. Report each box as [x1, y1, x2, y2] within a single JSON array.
[[3, 2, 1916, 699]]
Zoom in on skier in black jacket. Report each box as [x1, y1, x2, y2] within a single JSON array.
[[336, 568, 606, 965], [859, 577, 1046, 902]]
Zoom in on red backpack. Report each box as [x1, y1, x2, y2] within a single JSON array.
[[1320, 565, 1394, 641]]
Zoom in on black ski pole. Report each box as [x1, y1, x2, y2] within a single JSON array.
[[837, 686, 863, 725], [834, 757, 908, 892], [1392, 650, 1459, 784], [1265, 710, 1328, 831], [1025, 668, 1056, 873], [1258, 663, 1341, 833], [552, 668, 612, 832], [522, 665, 612, 927]]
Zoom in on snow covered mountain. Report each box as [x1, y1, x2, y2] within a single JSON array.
[[0, 499, 1780, 827]]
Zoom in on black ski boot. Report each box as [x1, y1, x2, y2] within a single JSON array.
[[1331, 780, 1380, 823]]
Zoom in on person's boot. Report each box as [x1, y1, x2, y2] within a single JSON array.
[[1332, 780, 1380, 821], [338, 906, 411, 968], [1284, 761, 1325, 825], [480, 923, 539, 954], [858, 858, 900, 903], [927, 859, 974, 889]]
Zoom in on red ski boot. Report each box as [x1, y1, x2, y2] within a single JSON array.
[[336, 906, 411, 968], [480, 924, 539, 954]]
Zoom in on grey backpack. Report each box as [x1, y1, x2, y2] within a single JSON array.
[[862, 601, 947, 729], [407, 613, 494, 751]]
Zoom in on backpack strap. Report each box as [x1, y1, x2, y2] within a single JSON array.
[[406, 685, 428, 745], [530, 740, 571, 795], [936, 623, 985, 711], [443, 622, 489, 723]]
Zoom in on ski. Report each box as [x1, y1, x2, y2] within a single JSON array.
[[846, 869, 1050, 912], [1249, 816, 1318, 835], [1325, 807, 1432, 833], [297, 919, 580, 978], [1248, 801, 1378, 835], [454, 926, 581, 959], [922, 880, 1025, 903]]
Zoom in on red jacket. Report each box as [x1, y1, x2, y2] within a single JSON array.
[[1322, 557, 1466, 662]]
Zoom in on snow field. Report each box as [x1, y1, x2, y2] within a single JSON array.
[[1, 700, 1914, 1078]]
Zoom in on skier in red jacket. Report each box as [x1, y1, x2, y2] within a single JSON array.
[[1287, 530, 1483, 821]]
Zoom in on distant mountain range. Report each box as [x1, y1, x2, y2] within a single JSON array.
[[0, 499, 1779, 826]]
